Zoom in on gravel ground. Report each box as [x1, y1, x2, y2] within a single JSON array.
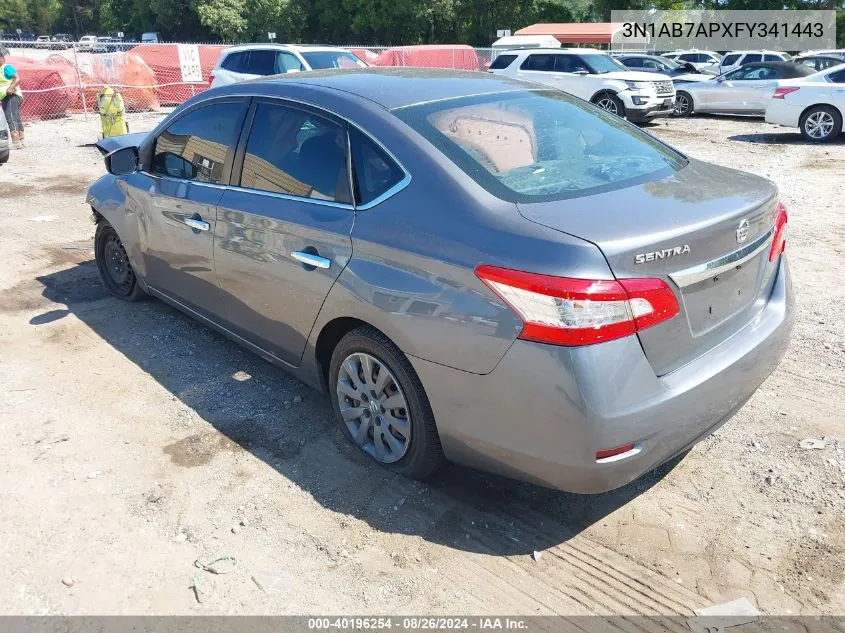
[[0, 111, 842, 617]]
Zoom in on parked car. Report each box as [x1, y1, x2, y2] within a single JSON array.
[[488, 48, 676, 122], [792, 54, 844, 72], [718, 51, 791, 75], [0, 107, 9, 164], [210, 44, 366, 87], [35, 35, 51, 48], [86, 68, 793, 493], [662, 50, 723, 74], [51, 33, 72, 49], [766, 63, 845, 142], [141, 32, 161, 44], [613, 53, 709, 84], [78, 35, 98, 52], [673, 62, 815, 117]]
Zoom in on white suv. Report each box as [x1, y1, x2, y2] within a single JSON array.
[[210, 44, 366, 88], [488, 48, 675, 122], [718, 51, 791, 75]]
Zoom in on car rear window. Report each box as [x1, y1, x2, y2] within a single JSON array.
[[395, 90, 686, 203], [489, 54, 517, 70]]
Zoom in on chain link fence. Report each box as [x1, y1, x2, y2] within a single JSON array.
[[1, 40, 498, 134]]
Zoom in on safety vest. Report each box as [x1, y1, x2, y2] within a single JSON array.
[[0, 64, 21, 101]]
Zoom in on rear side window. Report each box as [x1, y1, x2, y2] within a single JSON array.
[[722, 54, 741, 66], [622, 57, 643, 68], [489, 54, 517, 70], [678, 53, 695, 62], [741, 54, 762, 65], [521, 54, 555, 71], [246, 49, 278, 75], [350, 128, 404, 206], [395, 90, 685, 203], [152, 102, 243, 184], [221, 52, 246, 72], [239, 102, 351, 203], [763, 54, 780, 61]]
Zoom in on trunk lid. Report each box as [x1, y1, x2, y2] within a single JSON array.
[[517, 159, 781, 375]]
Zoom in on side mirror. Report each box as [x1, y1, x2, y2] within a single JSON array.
[[105, 146, 138, 175]]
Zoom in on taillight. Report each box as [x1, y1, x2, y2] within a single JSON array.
[[475, 265, 679, 347], [769, 202, 788, 262], [772, 87, 800, 100]]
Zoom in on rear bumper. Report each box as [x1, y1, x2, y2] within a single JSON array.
[[765, 100, 802, 128], [412, 256, 794, 494]]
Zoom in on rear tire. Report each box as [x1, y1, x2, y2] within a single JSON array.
[[592, 93, 626, 119], [329, 326, 444, 479], [94, 221, 145, 301], [799, 105, 842, 142], [673, 91, 694, 117], [0, 148, 8, 164]]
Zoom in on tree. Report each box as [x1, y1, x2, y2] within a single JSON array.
[[196, 0, 246, 40], [0, 0, 32, 31]]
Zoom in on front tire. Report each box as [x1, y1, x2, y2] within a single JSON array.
[[94, 221, 145, 301], [799, 105, 842, 142], [0, 148, 9, 164], [673, 91, 694, 117], [329, 326, 444, 479], [592, 93, 626, 119]]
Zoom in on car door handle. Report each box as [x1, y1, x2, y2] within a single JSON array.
[[292, 251, 331, 269], [184, 217, 210, 231]]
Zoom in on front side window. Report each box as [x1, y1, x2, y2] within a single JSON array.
[[221, 52, 246, 72], [722, 54, 741, 66], [554, 55, 589, 73], [300, 51, 365, 69], [489, 54, 517, 70], [350, 128, 404, 206], [239, 102, 351, 203], [395, 90, 685, 203], [276, 51, 305, 73], [580, 54, 627, 74], [622, 57, 643, 68], [151, 102, 243, 184], [741, 54, 762, 65]]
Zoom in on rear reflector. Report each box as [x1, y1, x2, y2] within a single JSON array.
[[769, 202, 788, 262], [596, 443, 636, 460], [475, 265, 679, 347], [772, 87, 800, 99]]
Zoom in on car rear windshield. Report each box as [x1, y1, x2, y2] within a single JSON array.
[[394, 90, 686, 203], [301, 51, 366, 69]]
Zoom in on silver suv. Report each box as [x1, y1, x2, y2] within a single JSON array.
[[489, 48, 675, 122]]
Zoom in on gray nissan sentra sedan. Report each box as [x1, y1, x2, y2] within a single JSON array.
[[87, 68, 794, 493]]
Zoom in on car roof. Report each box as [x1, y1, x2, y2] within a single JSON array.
[[238, 67, 534, 111], [725, 50, 785, 55], [222, 43, 351, 53], [508, 47, 603, 55], [739, 61, 815, 77]]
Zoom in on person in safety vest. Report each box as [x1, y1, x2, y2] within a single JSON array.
[[98, 86, 128, 138], [0, 47, 24, 149]]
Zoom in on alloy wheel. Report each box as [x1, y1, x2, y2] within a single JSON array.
[[595, 97, 619, 115], [674, 95, 690, 116], [805, 111, 834, 139], [335, 352, 411, 463]]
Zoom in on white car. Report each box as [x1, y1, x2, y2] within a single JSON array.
[[78, 35, 97, 52], [718, 51, 790, 75], [0, 108, 9, 164], [765, 63, 845, 142], [210, 44, 366, 88], [662, 50, 722, 73], [488, 48, 675, 122]]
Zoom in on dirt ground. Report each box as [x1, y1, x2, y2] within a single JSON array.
[[0, 111, 842, 617]]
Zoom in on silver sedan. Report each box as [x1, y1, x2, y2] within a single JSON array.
[[674, 61, 815, 117]]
